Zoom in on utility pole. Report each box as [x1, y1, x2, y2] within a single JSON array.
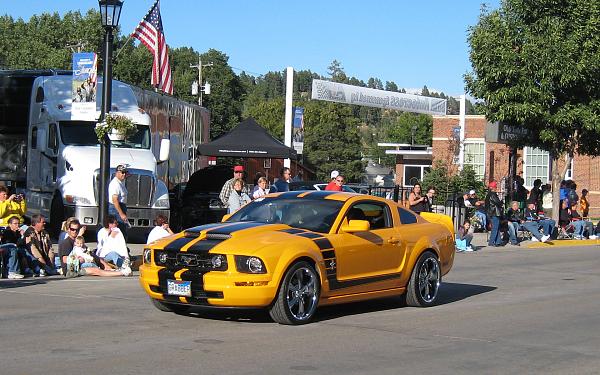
[[190, 55, 212, 106]]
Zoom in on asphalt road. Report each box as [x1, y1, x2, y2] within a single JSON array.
[[1, 244, 600, 375]]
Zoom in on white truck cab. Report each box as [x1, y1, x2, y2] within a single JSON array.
[[24, 74, 170, 234]]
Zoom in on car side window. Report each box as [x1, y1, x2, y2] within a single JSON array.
[[347, 202, 392, 229], [398, 207, 418, 224]]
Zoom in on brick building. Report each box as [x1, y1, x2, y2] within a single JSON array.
[[432, 115, 600, 217]]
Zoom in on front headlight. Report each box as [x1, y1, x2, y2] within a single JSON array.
[[235, 256, 267, 274], [65, 195, 92, 205], [143, 248, 152, 264], [153, 196, 169, 208], [210, 254, 228, 271]]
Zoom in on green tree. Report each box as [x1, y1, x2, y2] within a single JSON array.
[[465, 0, 600, 221], [243, 97, 285, 139], [303, 101, 364, 181]]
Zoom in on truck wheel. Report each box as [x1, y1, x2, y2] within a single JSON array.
[[50, 196, 64, 237]]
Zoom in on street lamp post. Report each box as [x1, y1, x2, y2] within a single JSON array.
[[98, 0, 123, 227]]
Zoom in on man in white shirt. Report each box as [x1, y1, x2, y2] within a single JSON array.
[[108, 164, 129, 239]]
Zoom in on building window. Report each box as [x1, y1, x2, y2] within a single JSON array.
[[524, 147, 550, 187], [403, 165, 431, 186], [464, 142, 485, 179]]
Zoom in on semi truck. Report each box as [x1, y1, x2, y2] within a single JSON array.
[[0, 69, 209, 236]]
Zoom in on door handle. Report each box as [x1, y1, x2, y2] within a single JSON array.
[[387, 237, 400, 244]]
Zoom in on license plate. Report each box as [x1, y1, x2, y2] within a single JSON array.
[[167, 279, 191, 297]]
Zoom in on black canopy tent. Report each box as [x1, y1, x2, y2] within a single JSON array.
[[197, 117, 297, 159]]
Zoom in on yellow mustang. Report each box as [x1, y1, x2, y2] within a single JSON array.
[[139, 191, 455, 325]]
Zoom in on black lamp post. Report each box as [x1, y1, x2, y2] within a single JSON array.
[[98, 0, 123, 227]]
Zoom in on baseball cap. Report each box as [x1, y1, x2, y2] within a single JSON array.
[[330, 170, 339, 179], [488, 181, 497, 189], [234, 165, 244, 172], [116, 164, 129, 173], [469, 189, 476, 195]]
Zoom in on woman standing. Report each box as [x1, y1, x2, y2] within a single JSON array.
[[408, 183, 428, 213], [228, 178, 251, 214]]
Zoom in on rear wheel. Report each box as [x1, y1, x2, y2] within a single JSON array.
[[269, 261, 320, 325], [405, 251, 441, 307], [150, 298, 190, 314]]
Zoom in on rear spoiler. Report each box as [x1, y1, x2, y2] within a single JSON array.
[[420, 212, 454, 236]]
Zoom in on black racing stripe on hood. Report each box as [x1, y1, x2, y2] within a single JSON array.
[[164, 237, 195, 251], [186, 239, 226, 253], [184, 223, 229, 234], [297, 232, 322, 239], [313, 238, 333, 250], [302, 190, 338, 198], [206, 221, 268, 235], [275, 191, 303, 199], [280, 228, 306, 234]]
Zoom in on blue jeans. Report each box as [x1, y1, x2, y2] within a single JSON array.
[[507, 222, 519, 244], [539, 219, 556, 237], [572, 221, 586, 237], [0, 244, 21, 274], [103, 251, 126, 268], [488, 216, 502, 246], [523, 221, 543, 240], [474, 211, 487, 230]]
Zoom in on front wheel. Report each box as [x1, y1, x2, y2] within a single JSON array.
[[405, 251, 441, 307], [150, 298, 190, 314], [269, 261, 320, 325]]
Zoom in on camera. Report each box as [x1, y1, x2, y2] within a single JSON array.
[[14, 194, 24, 202]]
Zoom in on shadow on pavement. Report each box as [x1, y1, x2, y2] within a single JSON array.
[[0, 276, 66, 289], [173, 282, 496, 324]]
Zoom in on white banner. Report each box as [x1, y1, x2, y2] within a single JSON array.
[[72, 52, 98, 120], [311, 79, 447, 116]]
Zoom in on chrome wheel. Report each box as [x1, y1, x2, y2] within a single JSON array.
[[406, 251, 441, 307], [286, 267, 318, 321], [417, 256, 440, 303], [270, 261, 321, 324]]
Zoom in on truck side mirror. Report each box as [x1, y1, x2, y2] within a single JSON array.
[[159, 138, 170, 162]]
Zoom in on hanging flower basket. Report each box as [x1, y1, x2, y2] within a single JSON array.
[[95, 114, 137, 142]]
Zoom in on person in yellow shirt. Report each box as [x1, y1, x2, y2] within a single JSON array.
[[0, 186, 26, 226], [579, 189, 589, 218]]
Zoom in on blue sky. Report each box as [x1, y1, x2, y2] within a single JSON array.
[[2, 0, 499, 96]]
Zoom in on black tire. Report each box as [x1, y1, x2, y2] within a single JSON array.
[[405, 251, 441, 307], [49, 195, 64, 238], [269, 261, 320, 325], [150, 298, 190, 314]]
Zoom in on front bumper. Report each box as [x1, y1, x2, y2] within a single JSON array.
[[65, 205, 169, 229], [139, 262, 278, 307]]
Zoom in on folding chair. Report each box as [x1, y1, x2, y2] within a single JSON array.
[[557, 222, 575, 240]]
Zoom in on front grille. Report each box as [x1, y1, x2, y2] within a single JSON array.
[[93, 171, 154, 208], [155, 250, 227, 271], [126, 173, 154, 207]]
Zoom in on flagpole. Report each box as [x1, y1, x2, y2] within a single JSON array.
[[114, 33, 133, 61]]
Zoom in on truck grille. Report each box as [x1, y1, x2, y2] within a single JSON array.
[[126, 173, 154, 207]]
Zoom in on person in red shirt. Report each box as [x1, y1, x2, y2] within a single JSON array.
[[325, 174, 344, 191], [324, 170, 340, 191]]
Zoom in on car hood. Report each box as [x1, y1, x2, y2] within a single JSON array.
[[159, 221, 320, 256]]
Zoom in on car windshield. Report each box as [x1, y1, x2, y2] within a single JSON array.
[[227, 198, 345, 233], [59, 121, 151, 149]]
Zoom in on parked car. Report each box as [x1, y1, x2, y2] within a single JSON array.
[[140, 191, 456, 325]]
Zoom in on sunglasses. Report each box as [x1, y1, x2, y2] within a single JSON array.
[[69, 227, 80, 232], [234, 171, 243, 173]]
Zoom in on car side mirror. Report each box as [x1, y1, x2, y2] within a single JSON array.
[[340, 220, 370, 233], [221, 213, 232, 222]]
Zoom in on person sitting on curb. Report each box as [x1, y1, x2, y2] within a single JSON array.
[[524, 203, 551, 243], [147, 214, 174, 244], [0, 216, 27, 278], [569, 202, 596, 240], [505, 201, 524, 246], [456, 220, 474, 252], [23, 214, 57, 276], [96, 215, 131, 275]]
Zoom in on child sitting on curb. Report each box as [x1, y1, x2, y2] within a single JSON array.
[[456, 220, 474, 252]]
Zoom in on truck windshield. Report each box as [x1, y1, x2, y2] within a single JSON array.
[[59, 121, 151, 149]]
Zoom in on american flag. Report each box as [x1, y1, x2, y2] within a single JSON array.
[[132, 0, 173, 95]]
